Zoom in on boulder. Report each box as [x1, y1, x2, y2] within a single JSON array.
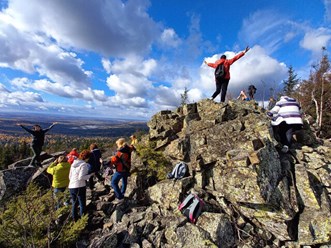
[[164, 222, 216, 247], [196, 212, 236, 247], [0, 166, 37, 203], [147, 177, 194, 210], [295, 164, 331, 245]]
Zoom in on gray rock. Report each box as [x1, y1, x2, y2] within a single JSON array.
[[196, 212, 235, 248]]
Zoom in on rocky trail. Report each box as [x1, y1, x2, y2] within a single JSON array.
[[1, 99, 331, 247]]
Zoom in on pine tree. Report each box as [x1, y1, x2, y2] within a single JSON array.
[[180, 87, 189, 106], [283, 65, 299, 96]]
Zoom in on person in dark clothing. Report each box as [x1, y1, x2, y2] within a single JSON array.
[[17, 122, 58, 167], [248, 85, 257, 100], [205, 46, 250, 102], [87, 143, 103, 189]]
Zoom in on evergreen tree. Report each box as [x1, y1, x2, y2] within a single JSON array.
[[283, 65, 299, 96], [180, 87, 189, 106]]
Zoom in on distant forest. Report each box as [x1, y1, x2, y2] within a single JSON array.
[[0, 116, 148, 169]]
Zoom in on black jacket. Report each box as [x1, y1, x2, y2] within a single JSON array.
[[88, 149, 102, 173], [20, 124, 55, 147]]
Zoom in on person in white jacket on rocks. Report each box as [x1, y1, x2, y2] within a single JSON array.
[[267, 96, 303, 153], [69, 149, 94, 221]]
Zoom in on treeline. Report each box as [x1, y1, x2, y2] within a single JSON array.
[[283, 48, 331, 138], [0, 129, 148, 170], [0, 135, 116, 170]]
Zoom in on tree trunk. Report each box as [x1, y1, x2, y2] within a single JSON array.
[[311, 87, 320, 128], [319, 76, 324, 130]]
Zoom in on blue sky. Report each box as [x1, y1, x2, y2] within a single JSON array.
[[0, 0, 330, 120]]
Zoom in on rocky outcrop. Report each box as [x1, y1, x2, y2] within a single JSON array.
[[1, 99, 330, 247], [0, 151, 64, 203], [142, 99, 330, 247]]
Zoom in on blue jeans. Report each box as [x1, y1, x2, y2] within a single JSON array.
[[111, 172, 128, 200], [54, 187, 66, 209], [69, 187, 86, 221]]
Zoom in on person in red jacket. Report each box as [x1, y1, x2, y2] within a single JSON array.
[[110, 138, 135, 204], [67, 148, 79, 165], [205, 46, 250, 102]]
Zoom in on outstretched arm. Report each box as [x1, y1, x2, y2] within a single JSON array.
[[204, 59, 220, 69], [16, 123, 34, 135], [44, 122, 58, 133], [228, 46, 250, 65]]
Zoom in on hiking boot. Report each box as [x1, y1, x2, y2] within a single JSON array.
[[281, 145, 289, 153], [113, 198, 124, 205]]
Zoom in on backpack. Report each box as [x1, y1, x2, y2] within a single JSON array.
[[167, 162, 188, 179], [214, 63, 225, 79], [178, 193, 204, 223]]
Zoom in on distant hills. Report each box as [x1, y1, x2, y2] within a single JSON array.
[[0, 112, 148, 137]]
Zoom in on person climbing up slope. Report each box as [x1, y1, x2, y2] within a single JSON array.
[[110, 138, 135, 204], [267, 96, 303, 153], [17, 122, 58, 167], [87, 143, 103, 190]]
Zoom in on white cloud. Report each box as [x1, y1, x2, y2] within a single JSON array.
[[3, 0, 160, 57], [160, 28, 182, 48], [239, 9, 292, 54], [106, 56, 156, 100], [0, 82, 10, 92], [0, 83, 44, 107], [300, 28, 331, 53], [0, 21, 92, 87], [11, 77, 29, 89], [102, 58, 112, 74]]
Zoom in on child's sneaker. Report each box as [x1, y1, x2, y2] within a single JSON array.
[[113, 198, 124, 205], [281, 145, 289, 153]]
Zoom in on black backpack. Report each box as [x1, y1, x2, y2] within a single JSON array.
[[214, 63, 225, 79]]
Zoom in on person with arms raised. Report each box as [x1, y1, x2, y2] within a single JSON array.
[[17, 122, 58, 167], [205, 46, 250, 102]]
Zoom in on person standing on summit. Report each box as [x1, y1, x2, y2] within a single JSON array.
[[17, 122, 58, 167], [204, 46, 250, 102]]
